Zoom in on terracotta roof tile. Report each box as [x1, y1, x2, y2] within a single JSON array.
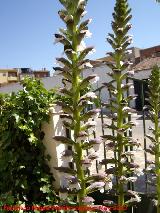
[[132, 57, 160, 71]]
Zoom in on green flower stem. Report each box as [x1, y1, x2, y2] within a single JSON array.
[[75, 143, 86, 204], [72, 76, 86, 208], [117, 74, 125, 212], [141, 81, 148, 194], [116, 53, 125, 211], [154, 103, 160, 213], [109, 88, 118, 186], [72, 21, 86, 213]]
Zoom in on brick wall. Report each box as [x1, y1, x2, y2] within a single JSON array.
[[140, 45, 160, 60]]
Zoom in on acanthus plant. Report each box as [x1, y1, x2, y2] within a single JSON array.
[[101, 0, 143, 212], [53, 0, 112, 212], [145, 65, 160, 213]]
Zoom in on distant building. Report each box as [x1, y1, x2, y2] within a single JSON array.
[[0, 68, 50, 87], [83, 45, 160, 111], [33, 69, 50, 78], [140, 45, 160, 60], [126, 47, 141, 64], [18, 68, 34, 81], [0, 69, 18, 86], [0, 74, 62, 94], [132, 49, 160, 111], [82, 47, 140, 106]]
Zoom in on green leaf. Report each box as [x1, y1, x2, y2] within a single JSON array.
[[53, 136, 74, 145]]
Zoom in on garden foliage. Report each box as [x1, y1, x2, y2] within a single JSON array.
[[0, 77, 57, 210]]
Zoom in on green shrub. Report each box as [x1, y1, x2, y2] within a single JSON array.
[[0, 77, 58, 211]]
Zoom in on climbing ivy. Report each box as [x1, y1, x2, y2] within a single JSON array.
[[0, 77, 58, 212]]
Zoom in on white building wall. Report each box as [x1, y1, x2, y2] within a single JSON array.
[[0, 66, 152, 109], [83, 66, 152, 109], [83, 65, 112, 104], [134, 69, 151, 79], [42, 106, 66, 189], [0, 74, 63, 94]]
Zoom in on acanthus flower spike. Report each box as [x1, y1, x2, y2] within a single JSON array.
[[67, 177, 81, 191], [87, 181, 105, 193], [89, 137, 103, 152], [104, 0, 140, 211], [59, 187, 68, 200], [81, 159, 92, 170], [82, 196, 95, 205], [54, 0, 102, 210], [61, 150, 73, 162]]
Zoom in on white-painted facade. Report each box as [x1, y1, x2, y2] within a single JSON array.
[[83, 65, 152, 109], [0, 74, 63, 94], [83, 65, 112, 104], [134, 69, 151, 79], [0, 66, 152, 109], [42, 106, 68, 189]]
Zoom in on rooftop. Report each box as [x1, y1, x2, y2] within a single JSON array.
[[133, 57, 160, 71], [0, 68, 18, 72], [33, 70, 49, 73], [90, 56, 113, 68]]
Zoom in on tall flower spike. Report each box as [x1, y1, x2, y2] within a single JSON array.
[[104, 0, 140, 212], [146, 65, 160, 213], [54, 0, 111, 212]]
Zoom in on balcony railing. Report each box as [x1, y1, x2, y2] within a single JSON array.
[[8, 76, 18, 81]]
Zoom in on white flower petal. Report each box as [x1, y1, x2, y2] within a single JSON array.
[[100, 188, 104, 193], [134, 168, 143, 176], [55, 60, 64, 68], [81, 11, 87, 17], [81, 29, 92, 38], [77, 41, 86, 52], [89, 76, 99, 84], [88, 48, 96, 55], [128, 177, 137, 182], [54, 37, 63, 44], [61, 156, 73, 162], [120, 61, 124, 66], [126, 49, 133, 54], [64, 15, 73, 22], [86, 62, 93, 68], [105, 181, 112, 190], [93, 143, 100, 152], [127, 70, 134, 76], [81, 92, 97, 100], [78, 0, 85, 7]]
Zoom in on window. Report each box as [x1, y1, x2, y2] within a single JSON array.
[[156, 51, 160, 57], [3, 73, 6, 76], [8, 72, 17, 77]]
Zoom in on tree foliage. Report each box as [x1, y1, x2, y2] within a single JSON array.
[[0, 77, 57, 211]]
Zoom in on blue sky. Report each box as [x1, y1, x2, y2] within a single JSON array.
[[0, 0, 159, 71]]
